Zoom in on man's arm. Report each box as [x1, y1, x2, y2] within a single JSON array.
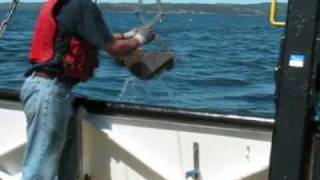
[[68, 0, 155, 58], [105, 38, 140, 57]]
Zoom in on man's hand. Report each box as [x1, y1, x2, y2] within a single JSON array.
[[134, 25, 157, 45], [122, 28, 138, 39], [105, 25, 155, 57]]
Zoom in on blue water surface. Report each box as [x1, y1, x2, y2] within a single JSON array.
[[0, 9, 283, 117]]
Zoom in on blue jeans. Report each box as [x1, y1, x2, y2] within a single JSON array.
[[20, 74, 80, 180]]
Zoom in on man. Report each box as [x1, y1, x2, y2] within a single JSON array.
[[19, 0, 156, 179]]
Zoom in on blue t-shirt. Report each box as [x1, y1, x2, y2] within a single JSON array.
[[56, 0, 114, 49]]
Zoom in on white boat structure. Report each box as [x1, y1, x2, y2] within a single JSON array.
[[0, 89, 274, 180]]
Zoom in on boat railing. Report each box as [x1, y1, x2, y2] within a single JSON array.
[[0, 88, 274, 131]]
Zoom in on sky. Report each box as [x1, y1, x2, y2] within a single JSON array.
[[0, 0, 287, 3]]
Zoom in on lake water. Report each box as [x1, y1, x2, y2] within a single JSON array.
[[0, 9, 283, 117]]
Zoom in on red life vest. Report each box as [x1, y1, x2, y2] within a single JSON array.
[[28, 0, 98, 81]]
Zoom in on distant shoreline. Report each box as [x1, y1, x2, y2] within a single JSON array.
[[0, 2, 287, 16]]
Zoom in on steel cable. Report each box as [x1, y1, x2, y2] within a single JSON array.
[[134, 0, 172, 52], [135, 0, 163, 27], [0, 0, 19, 38]]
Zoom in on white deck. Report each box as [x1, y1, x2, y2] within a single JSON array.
[[0, 100, 272, 180]]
